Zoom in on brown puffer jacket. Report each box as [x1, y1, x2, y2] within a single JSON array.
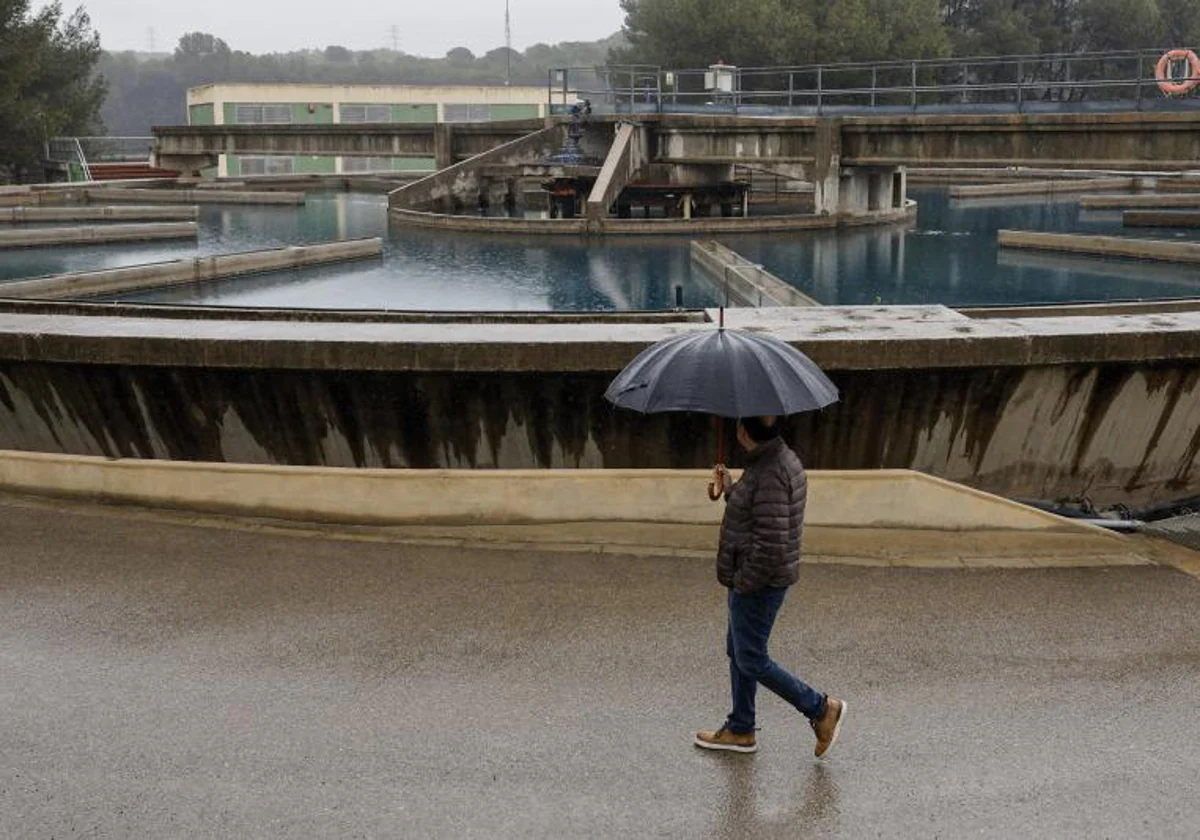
[[717, 437, 807, 594]]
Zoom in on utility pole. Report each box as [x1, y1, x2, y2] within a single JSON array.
[[146, 26, 156, 53], [505, 0, 512, 86], [390, 25, 400, 52]]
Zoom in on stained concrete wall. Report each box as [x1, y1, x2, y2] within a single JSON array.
[[586, 123, 649, 221], [389, 125, 563, 213], [0, 359, 1196, 506]]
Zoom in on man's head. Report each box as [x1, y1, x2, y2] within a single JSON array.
[[736, 415, 780, 451]]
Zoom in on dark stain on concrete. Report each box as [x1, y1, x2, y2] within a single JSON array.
[[2, 359, 1199, 505], [1069, 365, 1134, 477], [1126, 366, 1195, 492]]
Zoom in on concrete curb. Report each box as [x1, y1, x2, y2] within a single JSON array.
[[0, 451, 1146, 567]]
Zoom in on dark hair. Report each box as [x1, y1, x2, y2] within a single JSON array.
[[739, 416, 781, 443]]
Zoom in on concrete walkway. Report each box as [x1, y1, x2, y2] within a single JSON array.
[[3, 497, 1200, 838]]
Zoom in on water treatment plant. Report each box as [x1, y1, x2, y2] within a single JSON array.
[[5, 55, 1200, 511]]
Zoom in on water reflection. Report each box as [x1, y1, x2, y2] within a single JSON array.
[[120, 214, 710, 312], [710, 758, 841, 838], [4, 189, 1200, 309]]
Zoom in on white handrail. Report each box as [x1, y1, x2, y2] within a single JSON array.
[[73, 138, 92, 182]]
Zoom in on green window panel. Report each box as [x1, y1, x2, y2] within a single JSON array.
[[391, 104, 437, 123], [188, 104, 215, 126], [224, 103, 333, 124], [394, 157, 436, 171], [294, 155, 336, 174], [225, 155, 241, 177], [291, 103, 334, 124], [226, 103, 292, 124], [340, 104, 393, 123], [486, 104, 540, 121]]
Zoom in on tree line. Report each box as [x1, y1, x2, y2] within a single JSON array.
[[615, 0, 1200, 67]]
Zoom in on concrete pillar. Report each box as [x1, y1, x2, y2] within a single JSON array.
[[837, 168, 870, 215], [868, 172, 885, 212], [434, 124, 454, 171], [811, 118, 842, 216]]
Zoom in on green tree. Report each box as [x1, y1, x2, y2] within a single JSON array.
[[1079, 0, 1163, 51], [1154, 0, 1200, 45], [0, 0, 105, 182], [174, 31, 229, 62], [614, 0, 947, 68]]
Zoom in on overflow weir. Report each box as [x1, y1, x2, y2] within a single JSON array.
[[0, 299, 1198, 509]]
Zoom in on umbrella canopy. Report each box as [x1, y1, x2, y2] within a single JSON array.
[[604, 328, 839, 419]]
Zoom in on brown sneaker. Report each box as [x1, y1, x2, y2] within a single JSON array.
[[811, 697, 847, 758], [694, 725, 757, 754]]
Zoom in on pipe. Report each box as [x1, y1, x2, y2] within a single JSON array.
[[1074, 519, 1145, 532]]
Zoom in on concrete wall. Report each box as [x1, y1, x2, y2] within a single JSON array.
[[841, 112, 1200, 170], [187, 83, 548, 125], [586, 123, 649, 222], [0, 450, 1116, 536], [0, 358, 1196, 506], [0, 239, 382, 300], [389, 125, 563, 213]]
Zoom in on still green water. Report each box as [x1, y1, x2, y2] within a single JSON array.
[[1, 189, 1198, 310]]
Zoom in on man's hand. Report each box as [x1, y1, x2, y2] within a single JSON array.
[[709, 464, 732, 500]]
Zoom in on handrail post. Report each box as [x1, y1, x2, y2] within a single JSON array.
[[871, 66, 877, 108], [817, 66, 823, 115], [1135, 51, 1144, 111], [1016, 59, 1024, 113], [788, 72, 794, 109], [910, 61, 917, 111]]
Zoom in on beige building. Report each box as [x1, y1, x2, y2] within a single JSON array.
[[186, 83, 548, 178]]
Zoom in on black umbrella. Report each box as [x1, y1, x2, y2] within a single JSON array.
[[605, 321, 839, 500]]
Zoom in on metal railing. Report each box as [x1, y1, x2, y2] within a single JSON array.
[[550, 49, 1200, 116], [45, 136, 153, 164]]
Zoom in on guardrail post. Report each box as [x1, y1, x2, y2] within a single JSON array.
[[817, 66, 824, 115], [1016, 59, 1024, 113], [910, 62, 917, 111], [789, 72, 794, 108], [871, 67, 877, 108], [1136, 52, 1144, 111]]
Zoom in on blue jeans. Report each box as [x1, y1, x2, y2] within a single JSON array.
[[725, 587, 825, 734]]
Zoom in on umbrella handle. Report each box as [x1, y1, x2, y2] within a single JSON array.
[[708, 416, 726, 502]]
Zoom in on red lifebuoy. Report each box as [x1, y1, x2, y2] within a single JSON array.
[[1156, 49, 1200, 96]]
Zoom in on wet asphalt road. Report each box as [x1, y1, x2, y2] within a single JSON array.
[[3, 497, 1200, 839]]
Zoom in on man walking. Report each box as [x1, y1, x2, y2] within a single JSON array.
[[695, 416, 846, 758]]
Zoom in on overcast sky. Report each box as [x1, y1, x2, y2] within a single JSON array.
[[58, 0, 625, 56]]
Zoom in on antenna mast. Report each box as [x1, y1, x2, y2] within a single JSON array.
[[505, 0, 512, 86]]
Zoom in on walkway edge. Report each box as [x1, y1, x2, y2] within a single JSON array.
[[0, 450, 1146, 567]]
